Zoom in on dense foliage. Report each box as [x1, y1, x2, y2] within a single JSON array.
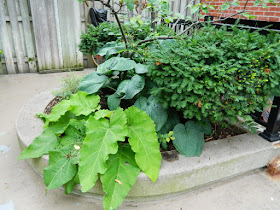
[[79, 20, 174, 56], [147, 25, 280, 123], [79, 22, 120, 55], [19, 91, 161, 210]]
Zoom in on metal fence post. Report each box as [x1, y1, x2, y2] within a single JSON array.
[[260, 96, 280, 142]]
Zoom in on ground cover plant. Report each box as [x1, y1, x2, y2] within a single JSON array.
[[19, 0, 280, 209]]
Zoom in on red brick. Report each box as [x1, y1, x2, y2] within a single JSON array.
[[257, 16, 269, 21], [269, 7, 280, 12], [250, 7, 260, 11], [268, 17, 279, 22], [259, 8, 270, 12], [275, 12, 280, 17], [254, 11, 264, 15], [264, 11, 275, 16]]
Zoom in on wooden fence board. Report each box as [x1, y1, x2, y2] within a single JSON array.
[[19, 0, 37, 73], [46, 0, 60, 69], [0, 0, 16, 74], [30, 0, 47, 70], [7, 0, 27, 73], [73, 0, 83, 67], [53, 0, 63, 67]]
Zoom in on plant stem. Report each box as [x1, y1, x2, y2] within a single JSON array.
[[136, 36, 178, 47], [99, 0, 128, 49], [105, 85, 117, 92], [91, 55, 99, 67]]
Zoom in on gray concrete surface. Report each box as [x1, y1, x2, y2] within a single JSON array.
[[1, 71, 280, 210]]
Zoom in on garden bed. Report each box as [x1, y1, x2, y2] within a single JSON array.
[[17, 91, 280, 201], [44, 95, 246, 148]]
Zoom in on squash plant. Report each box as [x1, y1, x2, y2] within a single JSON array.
[[19, 91, 161, 210]]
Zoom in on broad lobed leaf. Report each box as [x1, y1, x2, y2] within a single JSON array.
[[79, 108, 128, 192], [134, 96, 168, 131], [101, 144, 140, 210], [173, 121, 205, 157], [18, 112, 73, 160], [125, 106, 161, 182], [78, 72, 109, 94], [44, 149, 77, 190]]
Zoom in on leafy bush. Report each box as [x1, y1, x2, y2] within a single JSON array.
[[147, 25, 280, 123], [19, 91, 161, 210], [79, 20, 174, 56], [79, 22, 120, 55], [52, 73, 83, 99]]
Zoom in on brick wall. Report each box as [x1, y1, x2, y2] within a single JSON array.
[[200, 0, 280, 22]]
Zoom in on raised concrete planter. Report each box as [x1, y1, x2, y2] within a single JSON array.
[[16, 91, 280, 201]]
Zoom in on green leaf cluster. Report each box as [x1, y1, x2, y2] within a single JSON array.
[[147, 25, 280, 123], [79, 22, 120, 55], [19, 91, 161, 210], [78, 56, 149, 111], [79, 21, 173, 56]]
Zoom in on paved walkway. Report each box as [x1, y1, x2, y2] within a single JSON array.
[[1, 71, 280, 210]]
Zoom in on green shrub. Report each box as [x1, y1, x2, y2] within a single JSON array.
[[79, 22, 120, 55], [79, 21, 174, 56], [147, 25, 280, 123]]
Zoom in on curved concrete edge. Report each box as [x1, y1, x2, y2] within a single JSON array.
[[16, 92, 280, 201]]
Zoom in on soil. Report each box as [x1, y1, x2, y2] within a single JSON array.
[[44, 96, 62, 114], [44, 94, 246, 155]]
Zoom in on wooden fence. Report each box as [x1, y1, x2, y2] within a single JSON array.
[[0, 0, 199, 74]]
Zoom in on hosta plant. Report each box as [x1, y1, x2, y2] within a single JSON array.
[[19, 91, 162, 210], [78, 56, 149, 111]]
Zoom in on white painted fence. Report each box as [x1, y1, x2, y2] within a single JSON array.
[[0, 0, 199, 74]]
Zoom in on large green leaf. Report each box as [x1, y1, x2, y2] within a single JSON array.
[[125, 106, 161, 182], [101, 144, 140, 210], [111, 58, 136, 71], [70, 91, 100, 116], [97, 57, 136, 74], [159, 109, 180, 134], [197, 118, 212, 135], [79, 108, 128, 192], [107, 94, 121, 111], [116, 75, 145, 100], [97, 42, 126, 58], [64, 172, 80, 195], [44, 149, 77, 189], [18, 112, 72, 160], [173, 121, 205, 157], [134, 96, 168, 131], [42, 100, 71, 126], [134, 63, 149, 74], [58, 119, 85, 165], [43, 92, 100, 127], [18, 128, 58, 160], [78, 72, 109, 94], [94, 109, 113, 120]]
